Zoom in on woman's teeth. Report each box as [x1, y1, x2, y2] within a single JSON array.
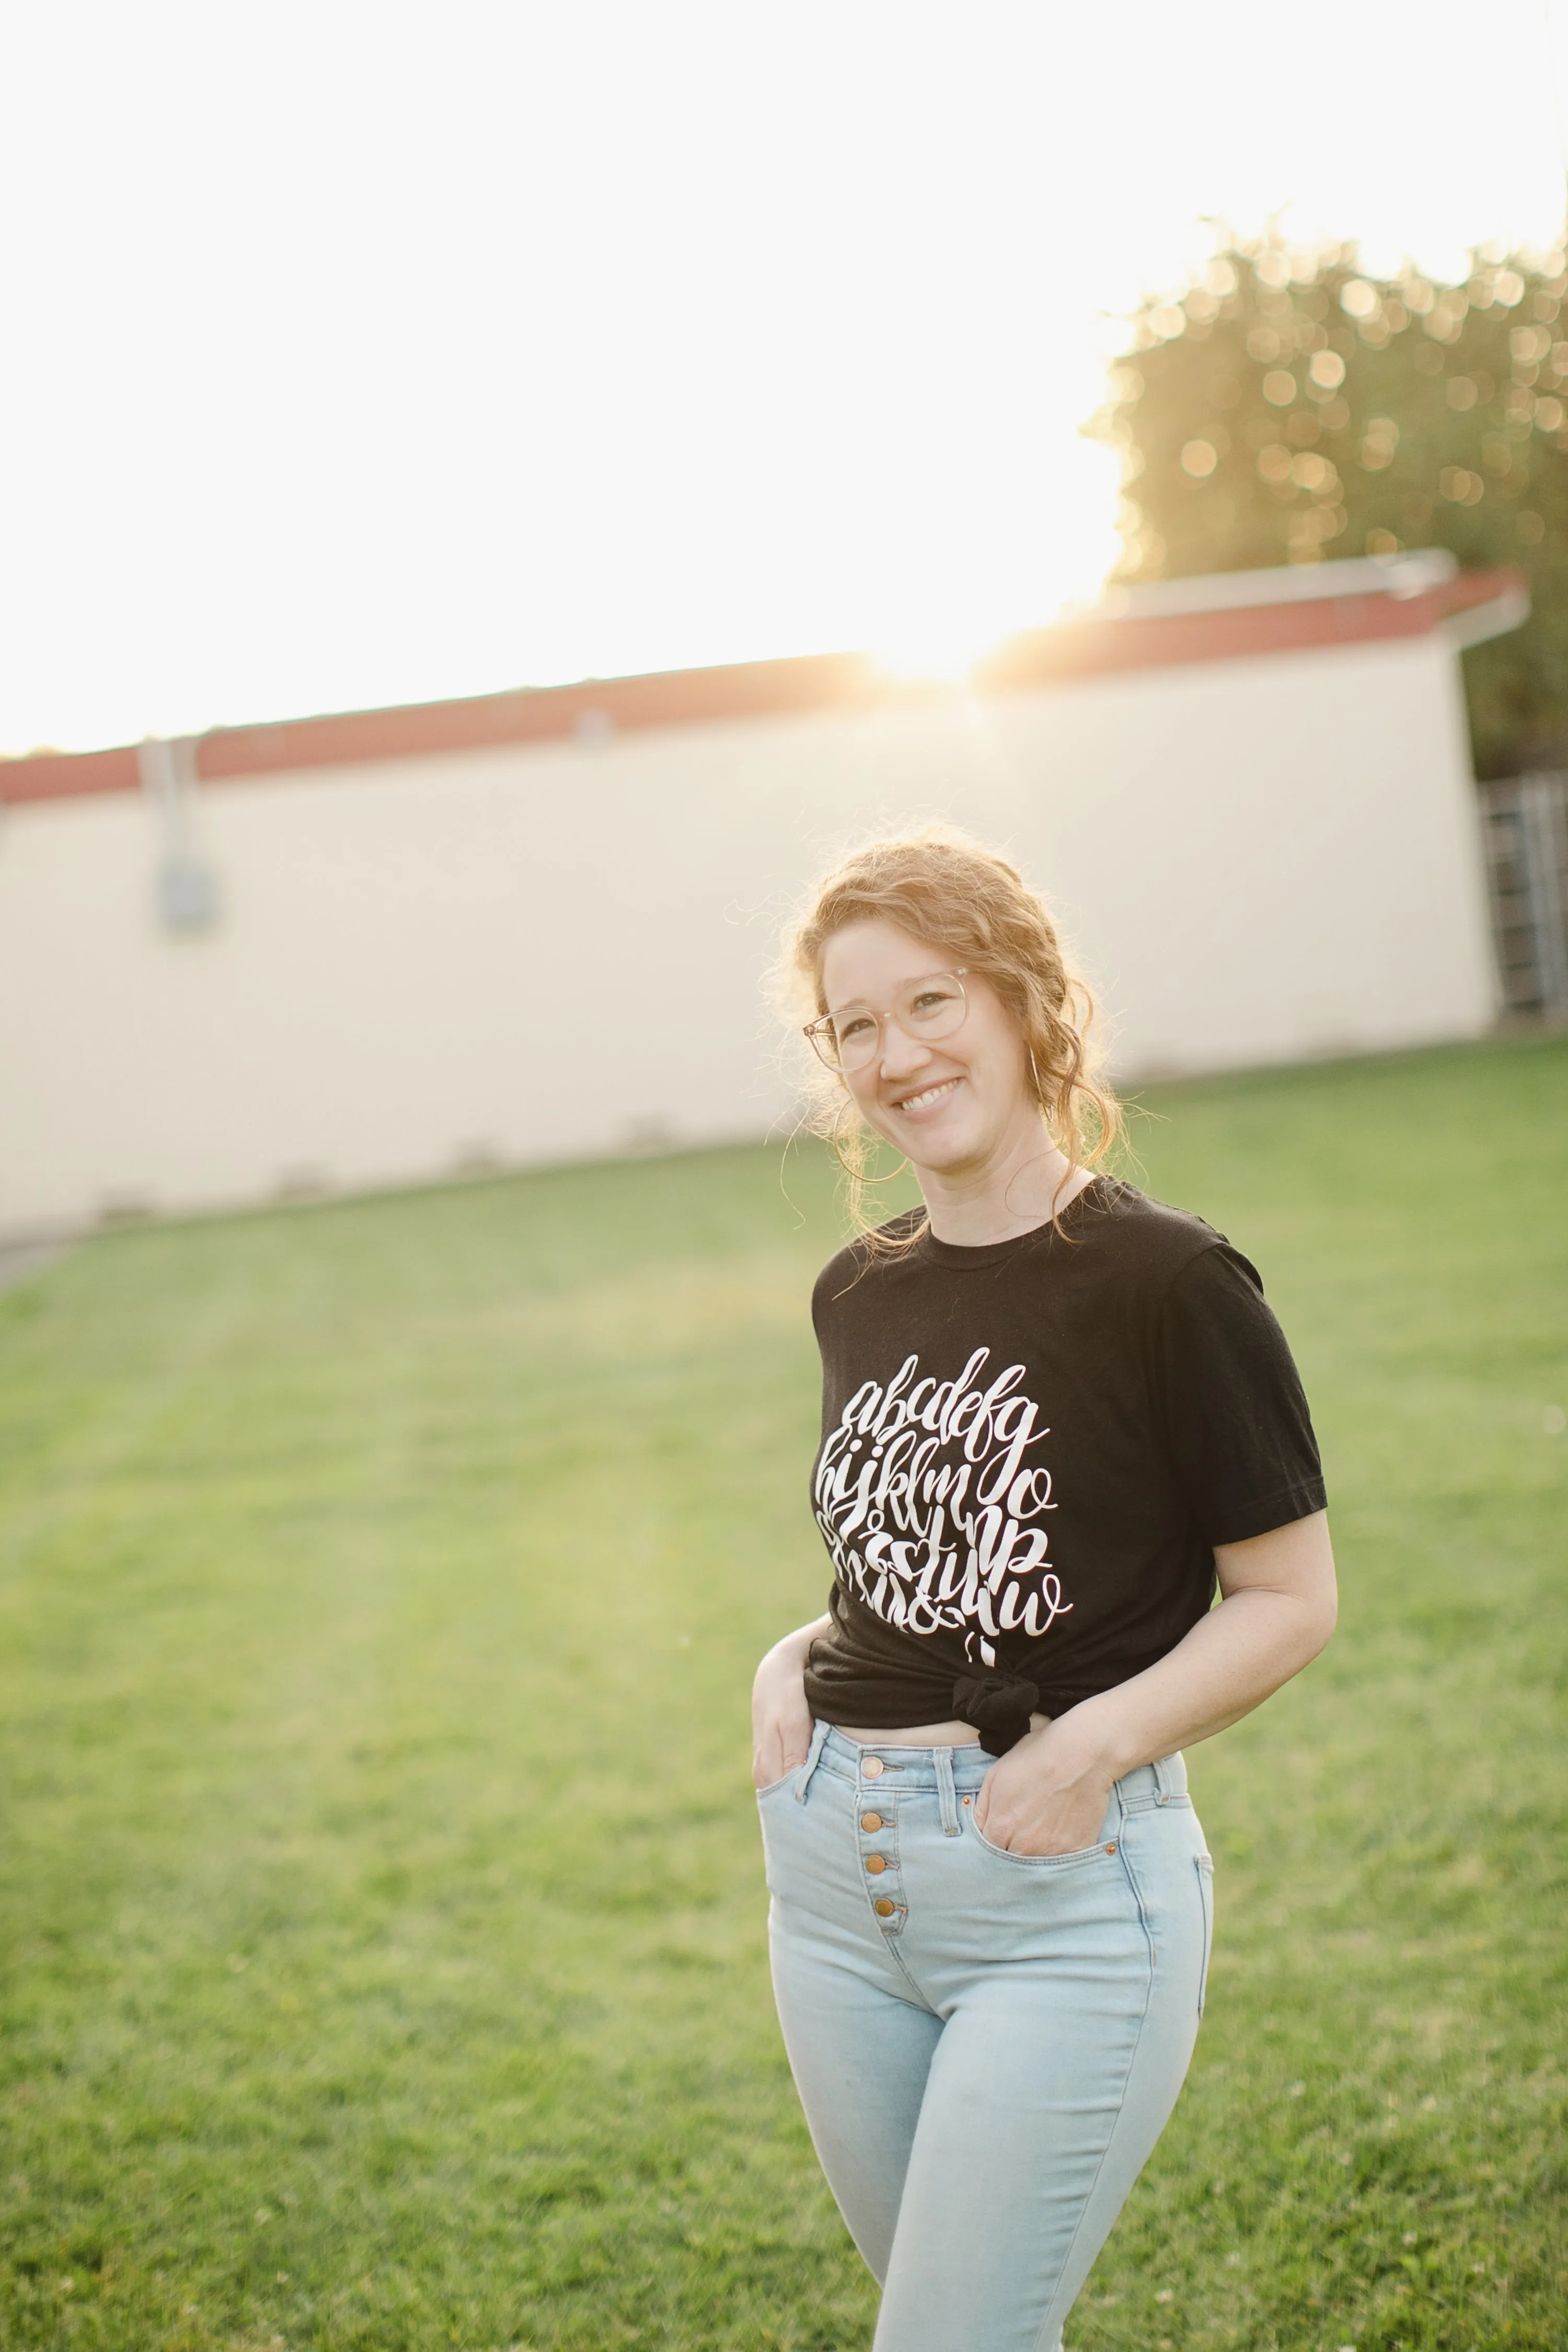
[[897, 1078, 960, 1113]]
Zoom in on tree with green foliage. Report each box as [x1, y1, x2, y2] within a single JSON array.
[[1091, 236, 1568, 778]]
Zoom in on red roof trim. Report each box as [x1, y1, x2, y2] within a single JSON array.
[[0, 567, 1524, 808], [195, 651, 884, 786], [975, 568, 1523, 689], [2, 744, 144, 804]]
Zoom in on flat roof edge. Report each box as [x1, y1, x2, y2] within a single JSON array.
[[0, 563, 1529, 806]]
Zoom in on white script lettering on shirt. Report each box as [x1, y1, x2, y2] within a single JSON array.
[[814, 1348, 1071, 1666]]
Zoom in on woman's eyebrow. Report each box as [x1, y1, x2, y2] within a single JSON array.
[[828, 971, 955, 1014]]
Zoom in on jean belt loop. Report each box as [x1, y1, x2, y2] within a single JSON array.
[[933, 1745, 961, 1836], [794, 1716, 831, 1803], [1152, 1753, 1175, 1807]]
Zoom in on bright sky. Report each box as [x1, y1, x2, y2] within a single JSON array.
[[4, 1, 1567, 755]]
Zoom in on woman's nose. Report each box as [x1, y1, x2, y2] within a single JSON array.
[[878, 1019, 932, 1078]]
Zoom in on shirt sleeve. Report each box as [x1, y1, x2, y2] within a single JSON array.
[[1156, 1242, 1327, 1546]]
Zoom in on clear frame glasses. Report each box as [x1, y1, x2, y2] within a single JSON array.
[[804, 970, 970, 1074]]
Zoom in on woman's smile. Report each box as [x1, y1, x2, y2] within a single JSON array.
[[890, 1075, 964, 1117]]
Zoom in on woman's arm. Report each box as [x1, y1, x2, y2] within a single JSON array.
[[974, 1511, 1338, 1855], [752, 1614, 833, 1789]]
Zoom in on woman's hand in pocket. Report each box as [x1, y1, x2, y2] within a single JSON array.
[[751, 1625, 821, 1789], [974, 1718, 1114, 1855]]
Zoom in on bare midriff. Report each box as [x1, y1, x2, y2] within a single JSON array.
[[830, 1714, 1052, 1746]]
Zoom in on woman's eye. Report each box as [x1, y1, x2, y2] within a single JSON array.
[[909, 988, 955, 1019], [835, 1013, 875, 1044]]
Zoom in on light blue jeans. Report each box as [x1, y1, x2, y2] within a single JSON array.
[[758, 1723, 1214, 2352]]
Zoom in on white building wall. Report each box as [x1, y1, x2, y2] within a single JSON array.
[[0, 630, 1498, 1236]]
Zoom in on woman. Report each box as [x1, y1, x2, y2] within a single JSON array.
[[753, 829, 1336, 2352]]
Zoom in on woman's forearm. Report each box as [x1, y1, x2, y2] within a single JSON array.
[[1062, 1588, 1331, 1780], [1052, 1517, 1338, 1782], [751, 1613, 833, 1788], [761, 1613, 833, 1675]]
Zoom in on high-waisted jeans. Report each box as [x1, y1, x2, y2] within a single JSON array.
[[758, 1722, 1214, 2352]]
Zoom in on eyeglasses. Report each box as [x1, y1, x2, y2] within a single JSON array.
[[804, 971, 970, 1074]]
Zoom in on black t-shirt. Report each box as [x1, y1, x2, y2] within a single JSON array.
[[801, 1177, 1325, 1754]]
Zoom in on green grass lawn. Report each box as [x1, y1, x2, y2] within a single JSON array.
[[1, 1037, 1565, 2352]]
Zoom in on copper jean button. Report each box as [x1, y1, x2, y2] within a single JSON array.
[[862, 1758, 884, 1778], [860, 1813, 884, 1832], [865, 1854, 888, 1875], [873, 1897, 896, 1918]]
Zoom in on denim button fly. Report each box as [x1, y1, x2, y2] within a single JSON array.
[[854, 1757, 905, 1929]]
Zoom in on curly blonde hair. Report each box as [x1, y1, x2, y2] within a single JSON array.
[[785, 825, 1119, 1245]]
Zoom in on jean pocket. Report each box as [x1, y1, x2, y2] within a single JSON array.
[[755, 1766, 798, 1802], [966, 1809, 1115, 1867], [1195, 1852, 1215, 2017]]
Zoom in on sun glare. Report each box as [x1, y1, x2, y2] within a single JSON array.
[[872, 648, 980, 688], [871, 615, 1017, 686]]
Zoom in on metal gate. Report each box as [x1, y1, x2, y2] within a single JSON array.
[[1479, 773, 1568, 1017]]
